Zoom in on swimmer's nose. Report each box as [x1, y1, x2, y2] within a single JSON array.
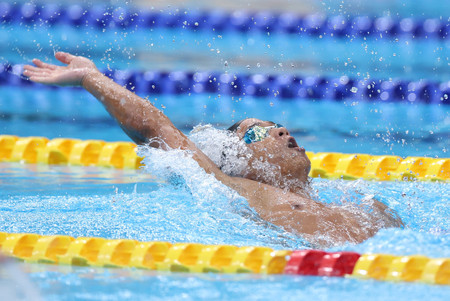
[[272, 127, 290, 138]]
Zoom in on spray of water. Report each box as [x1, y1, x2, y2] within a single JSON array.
[[189, 124, 312, 195], [188, 125, 405, 247], [137, 137, 245, 209], [136, 136, 310, 248], [189, 124, 250, 176]]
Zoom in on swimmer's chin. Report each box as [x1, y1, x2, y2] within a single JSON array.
[[296, 146, 306, 153]]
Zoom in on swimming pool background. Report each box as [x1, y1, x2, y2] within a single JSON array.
[[2, 0, 448, 159], [2, 87, 448, 158], [1, 0, 449, 300], [3, 20, 448, 82], [0, 159, 449, 300]]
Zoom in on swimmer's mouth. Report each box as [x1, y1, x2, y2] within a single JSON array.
[[288, 137, 299, 148], [288, 137, 306, 152]]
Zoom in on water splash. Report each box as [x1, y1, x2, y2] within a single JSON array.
[[189, 124, 250, 176], [135, 140, 309, 248], [188, 125, 406, 246], [189, 124, 307, 191]]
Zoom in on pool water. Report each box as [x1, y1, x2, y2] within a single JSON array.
[[1, 87, 449, 158], [3, 24, 449, 82], [0, 157, 449, 300], [16, 264, 450, 301], [1, 159, 449, 251], [1, 0, 449, 300]]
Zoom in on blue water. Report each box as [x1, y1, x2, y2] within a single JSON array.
[[1, 86, 449, 158], [1, 1, 449, 300], [18, 264, 450, 301], [0, 160, 449, 300], [1, 161, 449, 251], [2, 25, 449, 82], [2, 1, 449, 82]]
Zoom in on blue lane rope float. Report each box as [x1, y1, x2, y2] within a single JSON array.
[[2, 63, 449, 104], [0, 2, 448, 40]]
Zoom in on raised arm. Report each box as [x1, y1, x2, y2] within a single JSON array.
[[23, 52, 224, 176], [25, 52, 178, 146]]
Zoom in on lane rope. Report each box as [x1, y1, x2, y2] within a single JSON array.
[[0, 232, 448, 285], [0, 2, 448, 40], [2, 64, 450, 103], [1, 135, 449, 181]]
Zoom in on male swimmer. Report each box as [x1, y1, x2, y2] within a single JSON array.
[[23, 52, 403, 247]]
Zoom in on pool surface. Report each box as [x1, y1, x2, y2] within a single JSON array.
[[0, 159, 449, 300], [1, 0, 449, 300]]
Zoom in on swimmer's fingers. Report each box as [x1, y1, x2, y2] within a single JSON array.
[[22, 69, 38, 78], [32, 59, 58, 70], [23, 66, 62, 84], [23, 64, 39, 72], [23, 67, 54, 81], [26, 68, 85, 86], [23, 65, 52, 75], [55, 52, 76, 65], [22, 70, 52, 81], [26, 74, 75, 86], [25, 53, 94, 86], [25, 75, 58, 85]]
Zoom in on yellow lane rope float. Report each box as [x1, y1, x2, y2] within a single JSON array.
[[0, 232, 448, 285], [0, 135, 449, 181]]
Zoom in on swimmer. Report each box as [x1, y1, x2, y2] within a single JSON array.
[[23, 52, 403, 247]]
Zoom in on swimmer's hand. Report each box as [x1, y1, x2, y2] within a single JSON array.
[[23, 52, 98, 87]]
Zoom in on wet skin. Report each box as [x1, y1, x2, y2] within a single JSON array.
[[233, 118, 311, 193], [23, 52, 404, 247]]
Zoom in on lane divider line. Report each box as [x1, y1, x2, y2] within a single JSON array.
[[1, 135, 448, 181], [0, 232, 448, 285], [3, 64, 450, 103], [0, 2, 448, 40]]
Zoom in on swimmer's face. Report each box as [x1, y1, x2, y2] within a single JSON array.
[[234, 118, 311, 185]]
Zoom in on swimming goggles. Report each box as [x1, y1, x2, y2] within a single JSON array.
[[243, 124, 284, 144]]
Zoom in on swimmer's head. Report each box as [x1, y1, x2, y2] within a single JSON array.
[[226, 118, 311, 188]]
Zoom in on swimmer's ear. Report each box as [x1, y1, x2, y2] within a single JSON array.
[[55, 52, 76, 65]]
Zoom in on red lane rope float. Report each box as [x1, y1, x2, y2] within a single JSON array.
[[0, 232, 448, 285], [284, 250, 361, 277]]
